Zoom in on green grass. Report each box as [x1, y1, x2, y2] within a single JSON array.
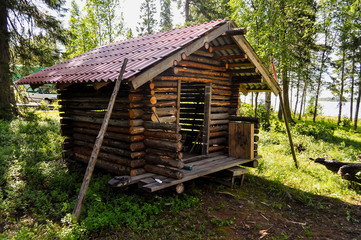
[[254, 116, 361, 205], [0, 111, 360, 239]]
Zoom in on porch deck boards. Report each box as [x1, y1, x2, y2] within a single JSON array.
[[129, 154, 254, 192]]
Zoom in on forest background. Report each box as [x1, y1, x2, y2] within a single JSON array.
[[1, 0, 361, 127]]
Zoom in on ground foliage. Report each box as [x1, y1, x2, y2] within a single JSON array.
[[0, 111, 360, 239]]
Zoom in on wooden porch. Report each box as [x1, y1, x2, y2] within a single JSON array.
[[114, 152, 258, 192]]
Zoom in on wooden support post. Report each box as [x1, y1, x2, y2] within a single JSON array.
[[202, 83, 211, 155], [279, 93, 298, 168], [271, 61, 298, 168], [176, 79, 181, 131], [73, 59, 128, 221]]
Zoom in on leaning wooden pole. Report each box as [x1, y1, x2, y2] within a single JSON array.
[[271, 61, 298, 169], [73, 59, 128, 221]]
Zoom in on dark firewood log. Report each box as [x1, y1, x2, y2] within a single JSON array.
[[310, 158, 361, 183]]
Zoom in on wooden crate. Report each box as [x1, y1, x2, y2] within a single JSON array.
[[229, 122, 254, 159]]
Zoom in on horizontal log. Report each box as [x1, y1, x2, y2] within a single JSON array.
[[73, 148, 144, 168], [176, 67, 230, 78], [254, 129, 260, 134], [155, 75, 212, 84], [150, 81, 178, 88], [144, 131, 182, 142], [241, 160, 259, 168], [129, 94, 143, 102], [211, 113, 229, 120], [73, 133, 145, 151], [73, 140, 145, 160], [211, 79, 232, 86], [254, 144, 258, 150], [228, 68, 256, 74], [211, 101, 231, 107], [211, 107, 229, 113], [145, 148, 183, 160], [229, 116, 260, 123], [178, 61, 227, 72], [209, 137, 227, 145], [145, 155, 184, 169], [181, 53, 222, 66], [74, 153, 131, 175], [193, 50, 214, 58], [72, 122, 144, 135], [254, 136, 259, 142], [73, 127, 144, 142], [152, 107, 177, 116], [145, 100, 177, 108], [208, 145, 226, 152], [228, 62, 253, 68], [144, 139, 183, 152], [143, 115, 177, 123], [215, 54, 247, 61], [210, 119, 230, 125], [144, 164, 184, 179], [210, 125, 228, 132], [212, 88, 232, 95], [144, 121, 181, 131], [129, 109, 145, 119], [148, 93, 177, 101], [211, 84, 231, 90], [130, 168, 146, 177], [149, 87, 178, 93], [210, 44, 238, 52], [212, 95, 231, 101], [209, 131, 227, 138], [65, 115, 143, 127]]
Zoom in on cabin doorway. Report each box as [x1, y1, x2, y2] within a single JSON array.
[[179, 81, 207, 158]]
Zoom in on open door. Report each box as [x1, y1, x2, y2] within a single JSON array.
[[179, 81, 208, 158]]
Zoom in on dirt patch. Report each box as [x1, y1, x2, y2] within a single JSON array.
[[96, 175, 361, 240]]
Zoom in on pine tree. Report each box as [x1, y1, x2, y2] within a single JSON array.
[[0, 0, 65, 119], [160, 0, 172, 31], [137, 0, 158, 35]]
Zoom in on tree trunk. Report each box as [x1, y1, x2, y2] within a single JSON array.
[[265, 92, 271, 125], [338, 50, 346, 125], [298, 82, 307, 120], [0, 4, 16, 120], [281, 66, 293, 122], [254, 92, 259, 117], [294, 69, 301, 118], [350, 52, 355, 122], [185, 0, 190, 22], [353, 63, 361, 131], [313, 43, 327, 123]]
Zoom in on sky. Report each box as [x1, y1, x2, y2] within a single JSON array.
[[63, 0, 185, 36]]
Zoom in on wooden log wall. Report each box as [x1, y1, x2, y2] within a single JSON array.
[[142, 77, 184, 179], [176, 49, 233, 155], [58, 83, 146, 176]]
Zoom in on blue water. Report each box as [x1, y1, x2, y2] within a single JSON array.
[[318, 101, 359, 118]]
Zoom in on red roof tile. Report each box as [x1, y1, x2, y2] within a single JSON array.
[[16, 20, 227, 85]]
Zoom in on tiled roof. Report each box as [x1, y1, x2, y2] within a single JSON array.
[[16, 20, 227, 85]]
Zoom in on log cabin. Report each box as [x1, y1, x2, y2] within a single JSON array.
[[16, 19, 281, 192]]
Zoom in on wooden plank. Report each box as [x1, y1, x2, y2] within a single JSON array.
[[176, 79, 181, 130], [130, 22, 230, 89], [231, 34, 281, 95], [202, 83, 211, 155], [228, 122, 254, 159], [141, 157, 254, 192]]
